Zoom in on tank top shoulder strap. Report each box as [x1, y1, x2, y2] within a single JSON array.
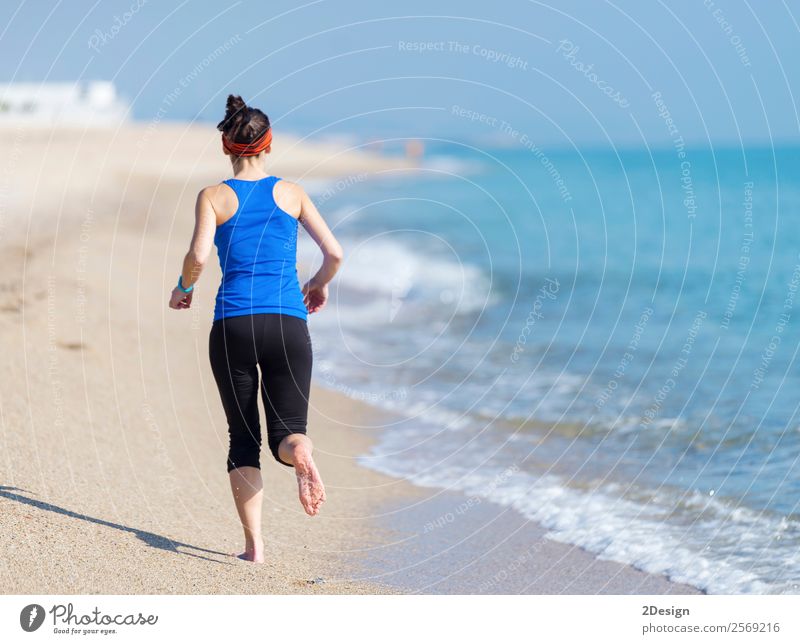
[[256, 175, 282, 207], [221, 178, 244, 201]]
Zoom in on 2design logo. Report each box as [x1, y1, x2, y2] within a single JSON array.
[[20, 604, 45, 632]]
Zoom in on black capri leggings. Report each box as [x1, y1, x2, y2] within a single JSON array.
[[208, 313, 312, 472]]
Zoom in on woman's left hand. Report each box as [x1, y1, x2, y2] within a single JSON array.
[[301, 278, 328, 314], [169, 286, 193, 309]]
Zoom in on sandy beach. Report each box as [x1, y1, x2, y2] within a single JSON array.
[[0, 123, 701, 595]]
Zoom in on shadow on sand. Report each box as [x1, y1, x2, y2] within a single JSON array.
[[0, 485, 232, 565]]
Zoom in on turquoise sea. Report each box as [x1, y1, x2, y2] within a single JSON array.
[[301, 141, 800, 594]]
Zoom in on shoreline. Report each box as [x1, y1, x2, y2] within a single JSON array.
[[0, 123, 702, 594], [314, 380, 703, 595]]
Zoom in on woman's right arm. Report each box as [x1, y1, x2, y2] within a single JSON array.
[[297, 187, 343, 313]]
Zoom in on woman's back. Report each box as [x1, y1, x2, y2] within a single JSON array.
[[213, 176, 307, 322]]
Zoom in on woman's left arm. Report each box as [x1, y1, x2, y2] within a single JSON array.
[[169, 188, 216, 310]]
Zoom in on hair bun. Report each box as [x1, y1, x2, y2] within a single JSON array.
[[217, 94, 249, 133], [226, 94, 246, 115]]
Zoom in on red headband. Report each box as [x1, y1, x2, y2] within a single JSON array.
[[222, 128, 272, 157]]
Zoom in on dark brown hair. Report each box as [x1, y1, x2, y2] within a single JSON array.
[[216, 94, 270, 144]]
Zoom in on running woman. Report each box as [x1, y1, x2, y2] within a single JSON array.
[[168, 95, 343, 563]]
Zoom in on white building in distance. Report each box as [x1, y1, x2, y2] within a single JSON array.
[[0, 81, 128, 126]]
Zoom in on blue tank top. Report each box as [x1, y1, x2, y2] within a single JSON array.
[[213, 176, 307, 322]]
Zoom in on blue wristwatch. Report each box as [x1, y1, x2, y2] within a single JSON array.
[[177, 275, 194, 293]]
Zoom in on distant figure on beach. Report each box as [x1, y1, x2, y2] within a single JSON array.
[[168, 95, 343, 563], [405, 138, 424, 160]]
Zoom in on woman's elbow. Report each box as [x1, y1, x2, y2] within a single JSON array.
[[325, 243, 344, 265], [188, 250, 210, 269]]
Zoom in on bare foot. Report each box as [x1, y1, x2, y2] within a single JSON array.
[[293, 445, 326, 516], [232, 544, 264, 563]]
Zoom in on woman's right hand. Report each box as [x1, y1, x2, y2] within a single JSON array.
[[301, 278, 328, 314], [169, 285, 193, 310]]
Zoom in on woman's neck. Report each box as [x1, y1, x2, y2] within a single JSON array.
[[231, 156, 268, 180]]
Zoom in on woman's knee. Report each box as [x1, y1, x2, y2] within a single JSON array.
[[227, 425, 262, 472], [268, 429, 307, 467]]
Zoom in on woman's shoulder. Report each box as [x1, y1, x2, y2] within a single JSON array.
[[272, 179, 304, 218], [198, 182, 238, 222], [198, 181, 235, 199], [273, 177, 303, 193]]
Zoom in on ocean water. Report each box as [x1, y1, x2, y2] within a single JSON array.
[[301, 141, 800, 594]]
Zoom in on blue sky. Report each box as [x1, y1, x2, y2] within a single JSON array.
[[1, 0, 798, 147]]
